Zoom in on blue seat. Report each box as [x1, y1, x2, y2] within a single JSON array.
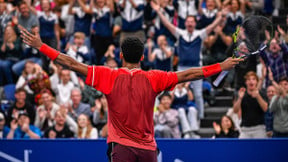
[[3, 84, 16, 101]]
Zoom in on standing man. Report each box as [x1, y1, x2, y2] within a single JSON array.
[[151, 1, 227, 119], [20, 26, 242, 161], [233, 71, 268, 138]]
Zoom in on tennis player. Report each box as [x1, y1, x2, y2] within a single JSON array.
[[19, 26, 243, 162]]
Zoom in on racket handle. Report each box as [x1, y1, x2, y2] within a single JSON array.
[[213, 71, 229, 87]]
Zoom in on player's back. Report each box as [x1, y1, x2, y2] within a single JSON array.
[[85, 66, 178, 150]]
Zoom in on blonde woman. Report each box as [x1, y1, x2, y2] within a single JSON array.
[[0, 25, 21, 85], [77, 114, 98, 139]]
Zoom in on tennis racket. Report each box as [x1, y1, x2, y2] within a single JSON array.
[[213, 16, 273, 87]]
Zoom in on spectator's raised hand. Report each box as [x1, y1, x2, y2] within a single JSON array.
[[19, 25, 43, 50], [12, 16, 18, 26], [213, 122, 221, 134], [21, 123, 30, 133], [277, 25, 286, 36], [10, 119, 18, 130], [264, 30, 271, 42], [150, 0, 160, 11], [268, 67, 274, 81], [38, 109, 47, 120], [238, 87, 246, 99]]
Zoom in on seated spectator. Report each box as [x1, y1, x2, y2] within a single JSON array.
[[77, 114, 98, 139], [7, 88, 35, 125], [233, 71, 268, 138], [148, 35, 174, 71], [44, 109, 75, 138], [50, 62, 79, 89], [154, 92, 180, 138], [66, 32, 91, 64], [53, 69, 75, 105], [92, 95, 108, 134], [264, 84, 277, 137], [12, 25, 42, 77], [171, 82, 199, 138], [0, 112, 12, 139], [197, 0, 221, 29], [35, 90, 77, 132], [9, 111, 41, 139], [34, 90, 60, 131], [213, 115, 239, 138], [68, 88, 91, 121], [100, 44, 121, 66], [15, 61, 39, 95], [0, 24, 22, 85], [270, 77, 288, 137]]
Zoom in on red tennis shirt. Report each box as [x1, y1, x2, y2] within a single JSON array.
[[85, 66, 178, 151]]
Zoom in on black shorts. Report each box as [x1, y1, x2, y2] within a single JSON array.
[[107, 143, 158, 162]]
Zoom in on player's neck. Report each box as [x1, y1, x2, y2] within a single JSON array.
[[122, 62, 140, 70]]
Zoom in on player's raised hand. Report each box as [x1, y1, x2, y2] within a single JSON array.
[[19, 25, 43, 50], [220, 57, 244, 71]]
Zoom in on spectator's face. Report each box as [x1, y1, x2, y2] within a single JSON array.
[[55, 112, 66, 126], [157, 35, 167, 47], [41, 93, 52, 105], [19, 4, 30, 18], [24, 62, 35, 74], [269, 39, 281, 53], [77, 114, 88, 128], [238, 43, 248, 56], [61, 70, 71, 84], [31, 26, 39, 34], [41, 0, 50, 12], [231, 0, 239, 11], [15, 91, 26, 103], [18, 115, 30, 127], [185, 17, 196, 33], [5, 26, 15, 37], [106, 59, 118, 69], [279, 80, 288, 93], [160, 96, 172, 109], [96, 0, 105, 8], [74, 38, 84, 47], [221, 116, 232, 130], [206, 0, 216, 10], [71, 90, 82, 105], [245, 75, 258, 90], [266, 86, 276, 101]]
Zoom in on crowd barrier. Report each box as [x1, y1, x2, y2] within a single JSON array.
[[0, 139, 287, 162]]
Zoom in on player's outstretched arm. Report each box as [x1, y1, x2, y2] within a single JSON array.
[[176, 57, 243, 83], [19, 25, 88, 76]]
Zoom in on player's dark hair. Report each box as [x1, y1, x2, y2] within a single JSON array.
[[121, 37, 144, 63]]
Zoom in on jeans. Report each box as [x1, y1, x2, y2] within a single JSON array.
[[178, 66, 204, 119], [12, 57, 42, 76], [0, 59, 15, 85]]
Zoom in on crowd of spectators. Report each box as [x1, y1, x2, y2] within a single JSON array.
[[0, 0, 287, 140]]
